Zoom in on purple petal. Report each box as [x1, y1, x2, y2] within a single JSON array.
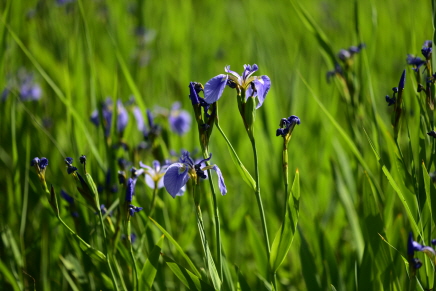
[[210, 165, 227, 195], [145, 174, 156, 189], [163, 163, 190, 198], [169, 110, 192, 136], [204, 74, 228, 104], [117, 100, 129, 133], [253, 75, 271, 109], [242, 64, 258, 81], [224, 66, 242, 83], [132, 106, 144, 132]]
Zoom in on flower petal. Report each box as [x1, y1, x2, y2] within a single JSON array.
[[210, 165, 227, 195], [242, 64, 258, 81], [204, 74, 228, 104], [163, 163, 190, 198], [224, 65, 242, 83], [253, 75, 271, 109]]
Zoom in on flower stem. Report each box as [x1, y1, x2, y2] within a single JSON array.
[[202, 148, 222, 279], [127, 220, 139, 291], [97, 208, 120, 291], [249, 137, 271, 277]]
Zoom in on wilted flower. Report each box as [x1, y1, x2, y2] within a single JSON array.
[[168, 102, 192, 136], [204, 64, 271, 108], [163, 151, 227, 198]]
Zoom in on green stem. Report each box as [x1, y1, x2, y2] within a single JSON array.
[[249, 137, 272, 281], [202, 148, 223, 279], [97, 209, 120, 291], [127, 220, 139, 291]]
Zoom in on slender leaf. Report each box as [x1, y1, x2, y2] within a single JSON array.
[[163, 255, 215, 291], [149, 216, 201, 277], [139, 235, 165, 291]]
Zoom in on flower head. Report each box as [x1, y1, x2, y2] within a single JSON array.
[[422, 40, 432, 59], [204, 64, 271, 108], [140, 160, 168, 189], [276, 115, 301, 137], [117, 100, 129, 134], [407, 54, 426, 71], [19, 73, 42, 101], [129, 204, 143, 217], [163, 151, 227, 198], [168, 102, 192, 136]]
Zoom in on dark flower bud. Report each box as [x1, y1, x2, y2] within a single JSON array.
[[79, 155, 86, 164], [427, 131, 436, 138], [39, 158, 48, 169], [65, 157, 73, 165]]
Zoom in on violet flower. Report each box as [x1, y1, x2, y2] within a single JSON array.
[[204, 64, 271, 108], [139, 160, 168, 189], [117, 100, 129, 134], [163, 151, 227, 198], [168, 102, 192, 136]]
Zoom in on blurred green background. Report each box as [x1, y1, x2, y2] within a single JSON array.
[[0, 0, 434, 290]]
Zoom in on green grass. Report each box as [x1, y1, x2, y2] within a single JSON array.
[[1, 0, 435, 290]]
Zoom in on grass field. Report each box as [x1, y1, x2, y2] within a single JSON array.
[[1, 0, 436, 290]]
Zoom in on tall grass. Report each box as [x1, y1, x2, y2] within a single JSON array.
[[0, 0, 434, 290]]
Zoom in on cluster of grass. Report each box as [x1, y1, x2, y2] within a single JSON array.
[[1, 0, 435, 290]]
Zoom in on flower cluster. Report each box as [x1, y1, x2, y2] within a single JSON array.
[[326, 43, 365, 82]]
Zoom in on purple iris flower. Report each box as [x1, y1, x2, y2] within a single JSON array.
[[163, 151, 227, 198], [31, 157, 48, 169], [90, 98, 113, 137], [422, 40, 432, 59], [117, 100, 129, 134], [407, 54, 426, 71], [168, 102, 192, 136], [204, 64, 271, 108], [19, 74, 42, 101], [276, 115, 301, 137], [139, 160, 168, 189], [132, 106, 145, 132], [129, 205, 143, 216], [125, 168, 145, 202]]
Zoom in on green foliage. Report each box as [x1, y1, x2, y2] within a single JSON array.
[[1, 0, 436, 290]]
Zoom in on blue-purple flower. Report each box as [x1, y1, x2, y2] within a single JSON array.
[[168, 102, 192, 136], [407, 232, 436, 270], [407, 54, 426, 71], [204, 64, 271, 108], [139, 160, 168, 189], [422, 40, 432, 60], [125, 168, 145, 203], [19, 73, 42, 101], [90, 98, 130, 137], [163, 151, 227, 198], [276, 115, 301, 137], [128, 205, 143, 217], [132, 106, 145, 132]]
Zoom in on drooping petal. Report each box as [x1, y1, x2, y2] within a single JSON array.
[[253, 75, 271, 109], [210, 165, 227, 195], [163, 163, 190, 198], [204, 74, 228, 104], [145, 174, 156, 189]]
